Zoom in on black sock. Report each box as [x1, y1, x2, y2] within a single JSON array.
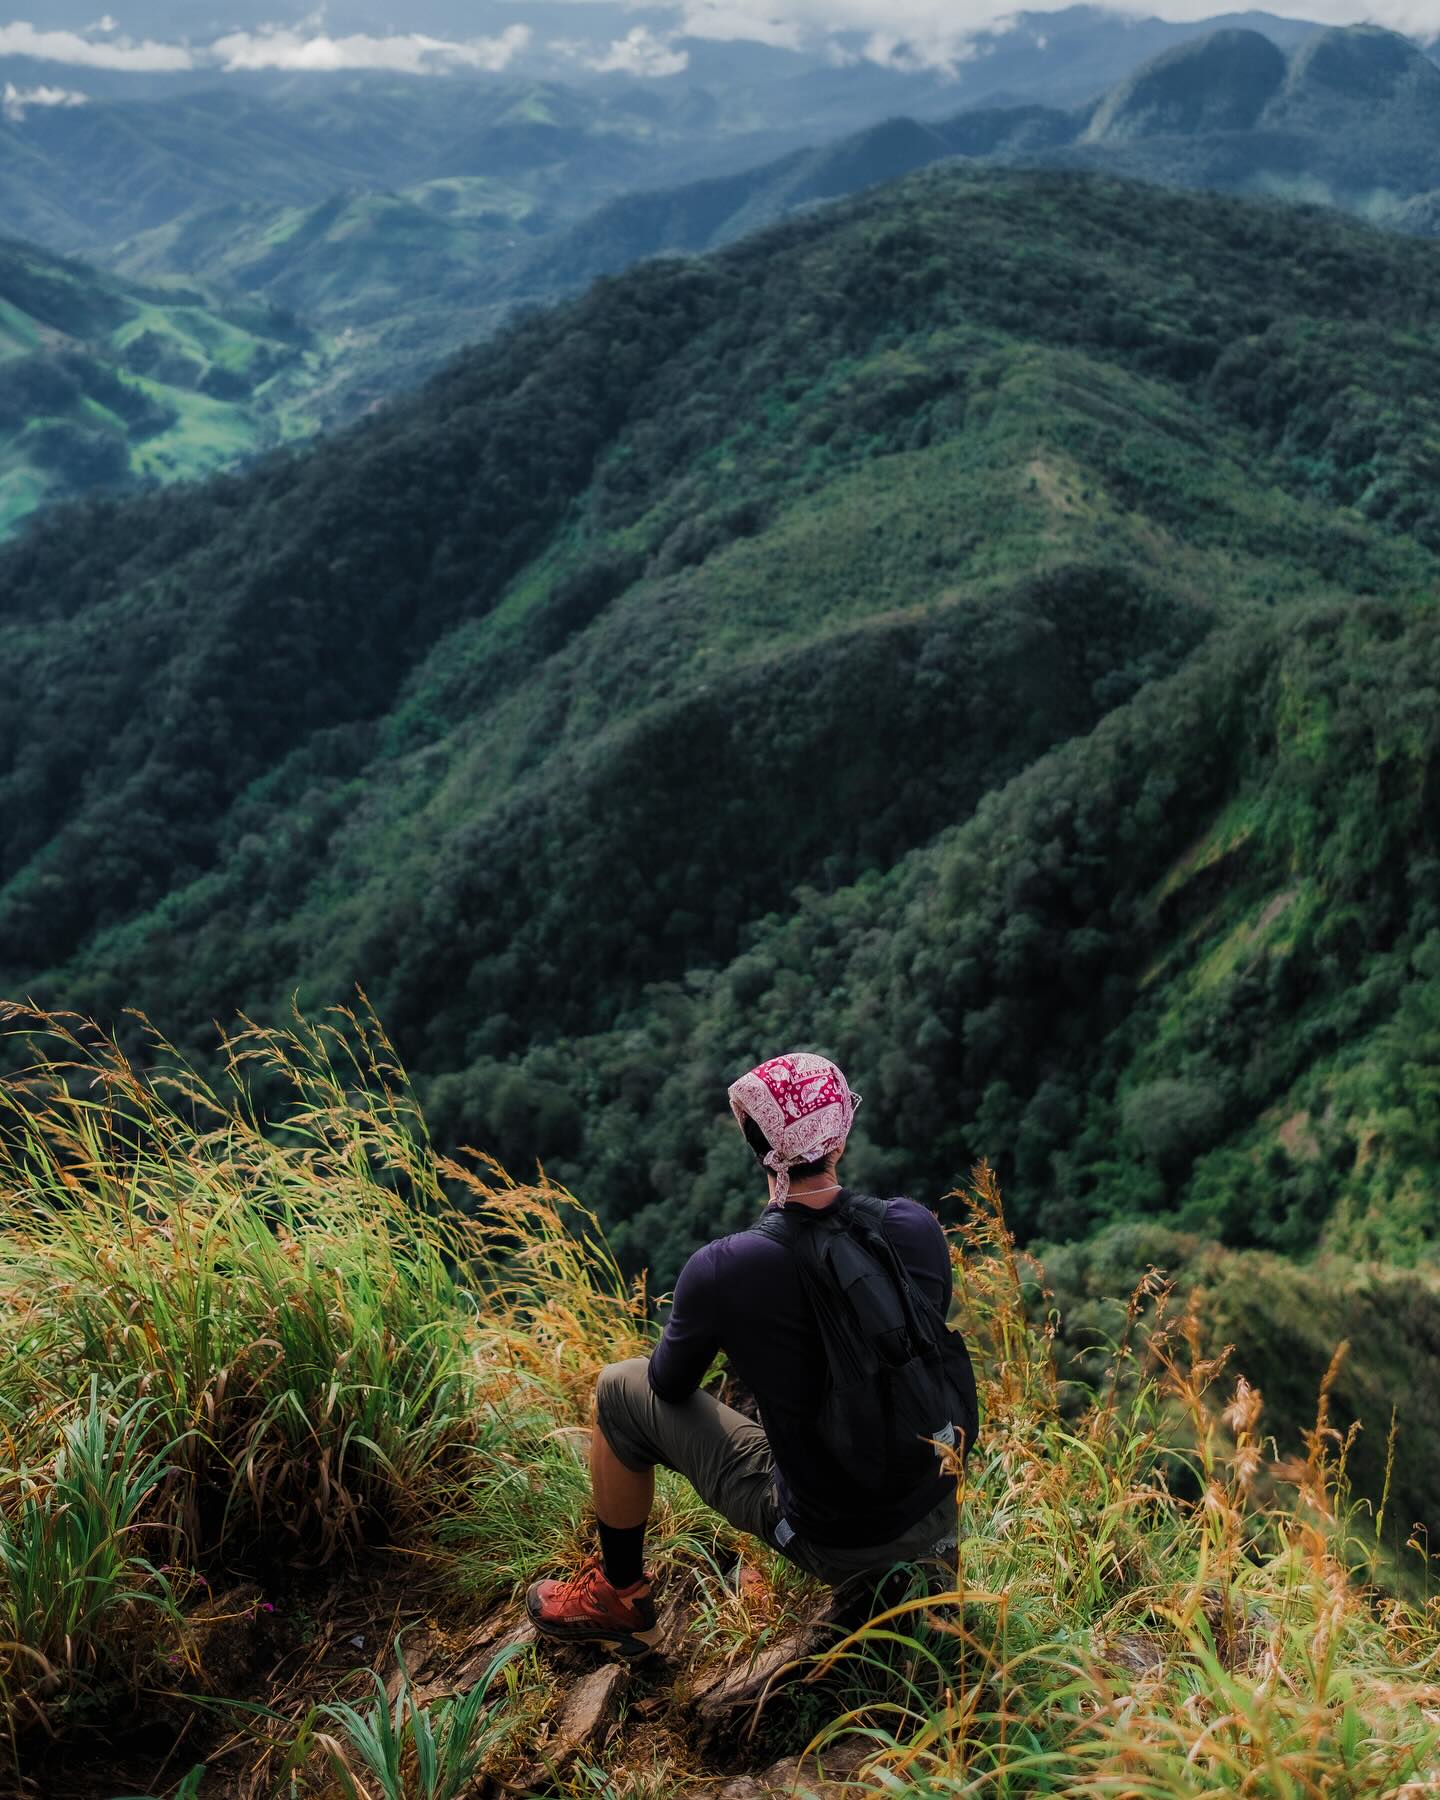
[[596, 1518, 646, 1589]]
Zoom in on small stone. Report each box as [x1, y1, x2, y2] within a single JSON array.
[[487, 1616, 539, 1661], [654, 1591, 698, 1660], [692, 1627, 818, 1748], [512, 1659, 630, 1789], [552, 1661, 628, 1755]]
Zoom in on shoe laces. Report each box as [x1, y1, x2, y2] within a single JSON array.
[[555, 1559, 611, 1606]]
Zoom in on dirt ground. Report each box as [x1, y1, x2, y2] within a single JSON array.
[[12, 1554, 870, 1800]]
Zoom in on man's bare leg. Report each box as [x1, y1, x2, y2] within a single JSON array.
[[591, 1399, 653, 1529], [526, 1394, 659, 1655]]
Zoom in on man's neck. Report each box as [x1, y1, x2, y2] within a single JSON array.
[[771, 1176, 843, 1211]]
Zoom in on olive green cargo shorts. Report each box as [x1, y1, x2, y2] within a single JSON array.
[[595, 1357, 959, 1589]]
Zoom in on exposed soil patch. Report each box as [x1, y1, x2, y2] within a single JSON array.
[[1255, 888, 1298, 933]]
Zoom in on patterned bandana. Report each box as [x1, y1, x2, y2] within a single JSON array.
[[727, 1052, 862, 1207]]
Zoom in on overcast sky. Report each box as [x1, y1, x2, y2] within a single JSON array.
[[3, 0, 1438, 88]]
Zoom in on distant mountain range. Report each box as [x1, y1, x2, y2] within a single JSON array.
[[500, 23, 1440, 312], [9, 11, 1440, 530], [0, 78, 766, 255], [0, 10, 1331, 264]]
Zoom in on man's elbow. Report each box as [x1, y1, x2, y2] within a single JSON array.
[[645, 1356, 691, 1406]]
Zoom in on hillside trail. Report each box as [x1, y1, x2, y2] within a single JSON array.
[[21, 1551, 880, 1800]]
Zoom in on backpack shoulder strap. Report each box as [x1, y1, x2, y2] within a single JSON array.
[[837, 1194, 949, 1346], [751, 1206, 802, 1246], [846, 1194, 888, 1232], [752, 1192, 873, 1247]]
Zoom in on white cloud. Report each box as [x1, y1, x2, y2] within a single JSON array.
[[676, 0, 984, 69], [2, 80, 87, 120], [859, 25, 983, 71], [0, 21, 192, 70], [675, 0, 1440, 73], [678, 3, 804, 49], [679, 0, 981, 67], [211, 22, 530, 73], [586, 24, 689, 74], [1, 0, 1440, 88]]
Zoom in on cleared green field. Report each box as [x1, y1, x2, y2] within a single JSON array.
[[0, 240, 322, 534]]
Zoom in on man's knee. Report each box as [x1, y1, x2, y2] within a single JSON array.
[[594, 1357, 653, 1471], [595, 1357, 649, 1412]]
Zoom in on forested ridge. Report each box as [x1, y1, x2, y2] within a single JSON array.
[[4, 165, 1440, 1437]]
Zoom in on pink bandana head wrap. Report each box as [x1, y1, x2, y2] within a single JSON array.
[[727, 1052, 861, 1206]]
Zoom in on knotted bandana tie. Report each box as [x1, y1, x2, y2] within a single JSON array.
[[727, 1052, 861, 1205]]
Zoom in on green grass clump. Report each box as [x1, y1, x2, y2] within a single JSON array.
[[301, 1638, 530, 1800], [0, 1003, 1436, 1797], [0, 999, 649, 1753]]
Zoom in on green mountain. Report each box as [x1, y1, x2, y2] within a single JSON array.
[[109, 190, 520, 425], [1072, 23, 1440, 206], [1, 161, 1438, 1261], [0, 237, 320, 530], [6, 161, 1440, 1523], [0, 79, 717, 252], [1081, 27, 1288, 139]]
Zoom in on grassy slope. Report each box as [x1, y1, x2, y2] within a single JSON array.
[[1, 1009, 1436, 1797]]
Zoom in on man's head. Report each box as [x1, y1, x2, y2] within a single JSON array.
[[727, 1052, 861, 1205], [740, 1112, 836, 1182]]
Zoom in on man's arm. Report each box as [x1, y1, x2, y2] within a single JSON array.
[[887, 1197, 953, 1314], [647, 1244, 722, 1402]]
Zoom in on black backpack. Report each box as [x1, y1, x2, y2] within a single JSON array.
[[752, 1193, 980, 1497]]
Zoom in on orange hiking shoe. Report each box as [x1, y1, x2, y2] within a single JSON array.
[[526, 1561, 659, 1659]]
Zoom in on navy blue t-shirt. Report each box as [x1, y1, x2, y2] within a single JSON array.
[[648, 1190, 956, 1546]]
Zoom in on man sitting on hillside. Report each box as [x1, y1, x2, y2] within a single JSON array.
[[526, 1052, 969, 1658]]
